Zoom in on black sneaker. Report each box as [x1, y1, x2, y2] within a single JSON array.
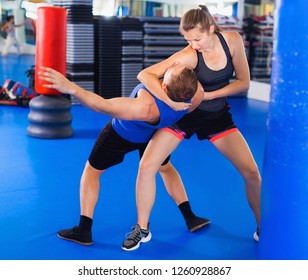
[[186, 216, 210, 232], [121, 224, 152, 251], [57, 226, 93, 246], [253, 226, 260, 242]]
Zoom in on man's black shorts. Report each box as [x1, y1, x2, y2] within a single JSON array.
[[88, 121, 170, 170]]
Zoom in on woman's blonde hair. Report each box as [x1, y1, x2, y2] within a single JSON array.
[[179, 5, 222, 34]]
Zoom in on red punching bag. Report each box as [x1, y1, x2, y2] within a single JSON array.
[[35, 7, 67, 95]]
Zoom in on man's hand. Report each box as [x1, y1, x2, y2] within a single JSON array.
[[38, 67, 77, 95]]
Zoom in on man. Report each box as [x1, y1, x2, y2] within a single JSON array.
[[38, 64, 209, 247], [1, 16, 26, 56]]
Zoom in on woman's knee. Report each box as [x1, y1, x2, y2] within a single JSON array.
[[138, 158, 161, 178], [243, 164, 261, 185]]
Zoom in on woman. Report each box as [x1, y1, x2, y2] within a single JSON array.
[[122, 5, 261, 251]]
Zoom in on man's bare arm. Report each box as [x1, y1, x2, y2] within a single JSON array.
[[38, 67, 153, 121]]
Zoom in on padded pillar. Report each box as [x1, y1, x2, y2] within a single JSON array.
[[28, 7, 72, 138], [35, 6, 67, 95], [259, 0, 308, 259]]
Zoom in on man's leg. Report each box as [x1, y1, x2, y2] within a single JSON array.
[[2, 37, 12, 56], [13, 38, 21, 55], [57, 161, 105, 245], [80, 161, 105, 218], [159, 162, 210, 232]]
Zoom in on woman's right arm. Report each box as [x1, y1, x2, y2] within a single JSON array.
[[137, 46, 197, 111]]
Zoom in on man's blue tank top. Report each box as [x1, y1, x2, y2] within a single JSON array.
[[194, 32, 234, 112], [112, 83, 190, 143]]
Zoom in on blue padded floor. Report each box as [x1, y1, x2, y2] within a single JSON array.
[[0, 54, 269, 260]]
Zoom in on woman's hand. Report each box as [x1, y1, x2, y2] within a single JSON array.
[[38, 67, 77, 95], [167, 98, 191, 111], [203, 91, 213, 101]]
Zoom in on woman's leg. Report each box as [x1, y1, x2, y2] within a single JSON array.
[[136, 129, 182, 229], [212, 130, 261, 229], [122, 130, 182, 251]]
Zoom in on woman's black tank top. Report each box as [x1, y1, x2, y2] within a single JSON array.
[[194, 32, 234, 112]]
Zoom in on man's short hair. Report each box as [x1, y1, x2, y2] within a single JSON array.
[[165, 65, 198, 102], [6, 16, 14, 22]]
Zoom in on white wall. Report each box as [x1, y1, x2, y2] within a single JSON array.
[[248, 81, 271, 102]]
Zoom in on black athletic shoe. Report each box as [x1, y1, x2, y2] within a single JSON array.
[[57, 226, 93, 246], [253, 226, 260, 242], [186, 216, 210, 232], [122, 224, 152, 251]]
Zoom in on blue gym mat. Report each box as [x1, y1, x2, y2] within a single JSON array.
[[0, 54, 268, 260]]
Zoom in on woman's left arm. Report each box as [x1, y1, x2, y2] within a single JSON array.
[[204, 32, 250, 100]]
